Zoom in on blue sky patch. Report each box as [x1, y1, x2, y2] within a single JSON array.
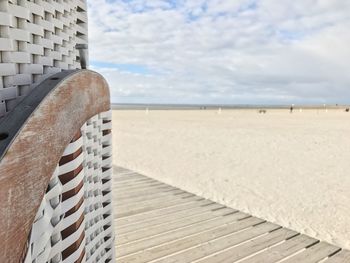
[[91, 61, 153, 75], [277, 30, 306, 41]]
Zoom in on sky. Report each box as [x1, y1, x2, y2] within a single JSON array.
[[87, 0, 350, 105]]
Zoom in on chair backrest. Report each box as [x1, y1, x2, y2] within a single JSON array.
[[0, 70, 114, 263], [0, 0, 88, 117]]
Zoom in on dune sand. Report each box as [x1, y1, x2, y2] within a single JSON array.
[[112, 109, 350, 249]]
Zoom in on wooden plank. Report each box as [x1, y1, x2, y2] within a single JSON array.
[[115, 196, 204, 218], [281, 242, 341, 263], [114, 172, 145, 179], [114, 170, 142, 177], [116, 190, 191, 206], [238, 234, 318, 263], [114, 176, 154, 185], [324, 250, 350, 262], [116, 207, 235, 245], [114, 187, 175, 201], [151, 222, 280, 263], [114, 174, 145, 181], [114, 185, 175, 199], [112, 183, 170, 193], [116, 203, 227, 235], [114, 178, 158, 188], [115, 199, 216, 226], [113, 177, 147, 184], [115, 193, 195, 214], [116, 189, 185, 204], [113, 169, 350, 263], [115, 188, 177, 200], [116, 203, 225, 235], [114, 170, 140, 177], [115, 188, 194, 202], [116, 212, 251, 258], [115, 182, 168, 193], [115, 178, 163, 187], [115, 184, 176, 194], [116, 218, 270, 263], [195, 228, 298, 263], [113, 166, 131, 174], [115, 184, 174, 194]]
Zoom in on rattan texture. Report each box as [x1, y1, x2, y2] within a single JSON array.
[[0, 0, 88, 117], [24, 111, 114, 263]]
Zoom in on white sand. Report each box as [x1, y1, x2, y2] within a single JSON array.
[[112, 109, 350, 249]]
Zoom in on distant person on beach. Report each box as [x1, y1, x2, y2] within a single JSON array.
[[290, 105, 294, 113]]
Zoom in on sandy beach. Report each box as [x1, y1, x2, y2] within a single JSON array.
[[112, 109, 350, 249]]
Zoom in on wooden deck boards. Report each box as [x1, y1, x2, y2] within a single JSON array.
[[113, 167, 349, 262]]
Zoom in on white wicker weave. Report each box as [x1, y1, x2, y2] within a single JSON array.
[[0, 0, 88, 117], [24, 111, 114, 263]]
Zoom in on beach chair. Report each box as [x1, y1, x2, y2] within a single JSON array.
[[0, 1, 115, 262]]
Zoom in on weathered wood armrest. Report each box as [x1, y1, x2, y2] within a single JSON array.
[[0, 70, 114, 263]]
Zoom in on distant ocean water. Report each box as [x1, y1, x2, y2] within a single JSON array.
[[112, 103, 346, 110]]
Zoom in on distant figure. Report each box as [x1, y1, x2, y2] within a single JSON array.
[[290, 105, 294, 113], [258, 109, 266, 114], [346, 108, 349, 112]]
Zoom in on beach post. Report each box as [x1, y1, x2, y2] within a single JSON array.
[[0, 1, 115, 262]]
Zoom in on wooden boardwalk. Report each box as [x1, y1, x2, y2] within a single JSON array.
[[113, 167, 350, 263]]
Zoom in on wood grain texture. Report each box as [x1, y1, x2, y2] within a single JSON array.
[[0, 70, 110, 263], [114, 167, 350, 263]]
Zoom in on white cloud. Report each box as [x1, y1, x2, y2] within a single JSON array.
[[87, 0, 350, 104]]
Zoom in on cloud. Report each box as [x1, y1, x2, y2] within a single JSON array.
[[87, 0, 350, 104]]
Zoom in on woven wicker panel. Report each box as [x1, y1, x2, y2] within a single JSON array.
[[0, 0, 88, 117], [24, 110, 114, 263]]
